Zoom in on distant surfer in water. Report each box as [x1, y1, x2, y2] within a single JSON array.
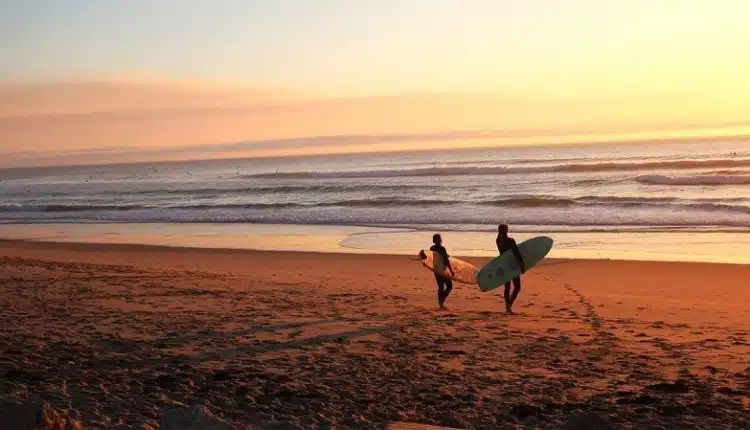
[[496, 224, 526, 314], [430, 233, 454, 310]]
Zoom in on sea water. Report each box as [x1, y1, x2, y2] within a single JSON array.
[[1, 138, 749, 262]]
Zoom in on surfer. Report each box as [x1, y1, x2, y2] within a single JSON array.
[[430, 233, 454, 310], [496, 224, 526, 314]]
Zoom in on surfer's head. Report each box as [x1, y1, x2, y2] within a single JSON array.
[[432, 233, 442, 245], [498, 224, 509, 235]]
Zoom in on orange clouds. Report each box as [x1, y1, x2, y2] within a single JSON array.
[[1, 80, 748, 167]]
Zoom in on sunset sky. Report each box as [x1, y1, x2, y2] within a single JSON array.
[[2, 0, 749, 166]]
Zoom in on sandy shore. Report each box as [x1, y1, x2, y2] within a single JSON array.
[[1, 239, 749, 429]]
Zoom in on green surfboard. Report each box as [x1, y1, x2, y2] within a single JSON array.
[[477, 236, 553, 292]]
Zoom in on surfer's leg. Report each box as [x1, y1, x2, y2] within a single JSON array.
[[509, 276, 522, 304], [435, 274, 446, 305], [443, 279, 453, 302], [503, 282, 512, 313]]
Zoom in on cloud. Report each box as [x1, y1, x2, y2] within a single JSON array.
[[7, 126, 750, 169], [0, 130, 542, 166], [2, 80, 750, 168], [0, 80, 307, 117]]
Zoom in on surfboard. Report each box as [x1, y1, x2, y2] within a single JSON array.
[[476, 236, 553, 292], [418, 250, 478, 285]]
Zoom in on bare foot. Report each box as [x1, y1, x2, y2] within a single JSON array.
[[505, 305, 513, 314]]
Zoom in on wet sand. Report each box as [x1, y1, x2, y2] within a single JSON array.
[[0, 240, 748, 429]]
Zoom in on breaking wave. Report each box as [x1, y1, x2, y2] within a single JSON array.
[[3, 196, 749, 215], [246, 158, 750, 179], [636, 175, 750, 186]]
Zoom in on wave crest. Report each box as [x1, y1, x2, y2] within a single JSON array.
[[636, 175, 750, 186], [4, 195, 750, 214], [247, 158, 750, 179]]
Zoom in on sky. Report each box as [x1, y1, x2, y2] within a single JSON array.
[[1, 0, 750, 166]]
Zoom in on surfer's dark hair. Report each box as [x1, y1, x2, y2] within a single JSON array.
[[498, 224, 509, 233], [432, 233, 441, 244]]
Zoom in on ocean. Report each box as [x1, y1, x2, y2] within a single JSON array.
[[1, 138, 749, 263]]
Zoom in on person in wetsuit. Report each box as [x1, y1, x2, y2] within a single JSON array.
[[430, 233, 454, 310], [496, 224, 526, 314]]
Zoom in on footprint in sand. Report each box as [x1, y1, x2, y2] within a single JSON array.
[[562, 282, 615, 346]]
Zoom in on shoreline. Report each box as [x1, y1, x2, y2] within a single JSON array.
[[2, 221, 750, 265], [2, 237, 749, 268]]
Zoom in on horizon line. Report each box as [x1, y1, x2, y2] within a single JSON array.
[[2, 132, 747, 172]]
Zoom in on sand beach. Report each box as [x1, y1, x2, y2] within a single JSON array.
[[1, 239, 748, 429]]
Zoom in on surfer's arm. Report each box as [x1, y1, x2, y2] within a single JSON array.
[[511, 241, 526, 273], [443, 250, 455, 275]]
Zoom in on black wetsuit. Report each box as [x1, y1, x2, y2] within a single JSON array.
[[430, 244, 453, 305], [496, 236, 525, 306]]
